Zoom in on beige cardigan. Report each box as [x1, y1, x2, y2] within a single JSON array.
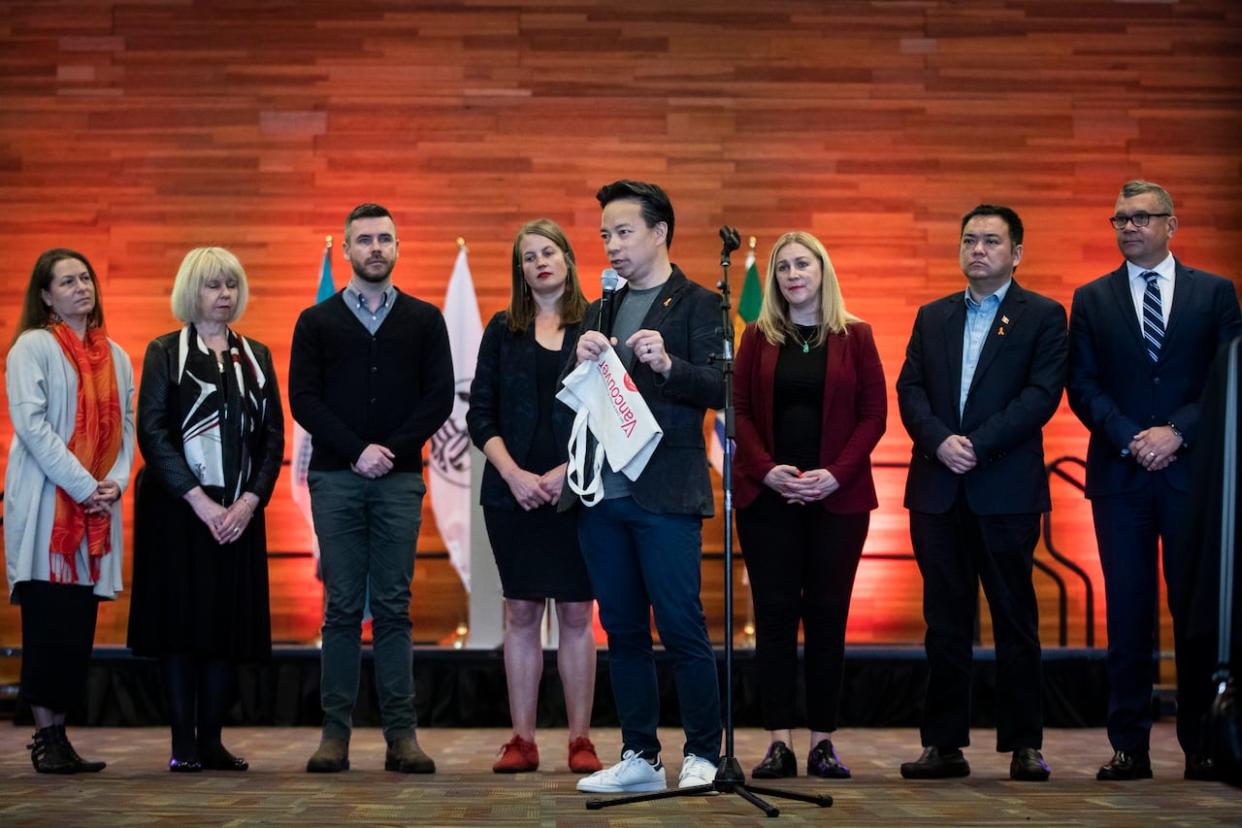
[[4, 328, 135, 601]]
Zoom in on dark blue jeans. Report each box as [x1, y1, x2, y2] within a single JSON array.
[[310, 470, 425, 743], [579, 497, 722, 764]]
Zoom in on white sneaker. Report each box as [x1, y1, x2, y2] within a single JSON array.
[[576, 750, 667, 793], [678, 754, 718, 789]]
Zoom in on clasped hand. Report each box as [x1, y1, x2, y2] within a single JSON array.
[[763, 464, 840, 505], [936, 435, 976, 475], [506, 463, 567, 511], [82, 479, 121, 515], [1128, 425, 1182, 472]]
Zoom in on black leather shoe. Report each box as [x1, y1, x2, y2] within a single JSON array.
[[168, 757, 203, 773], [1184, 755, 1219, 781], [751, 741, 797, 778], [900, 746, 970, 779], [807, 739, 851, 779], [1010, 748, 1051, 781], [1096, 750, 1152, 780], [201, 746, 249, 771]]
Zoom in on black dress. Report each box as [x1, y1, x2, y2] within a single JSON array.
[[127, 330, 284, 660], [468, 315, 592, 603]]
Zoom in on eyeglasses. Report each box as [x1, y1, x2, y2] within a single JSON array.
[[1109, 212, 1171, 230]]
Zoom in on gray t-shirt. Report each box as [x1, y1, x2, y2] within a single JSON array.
[[601, 284, 663, 499]]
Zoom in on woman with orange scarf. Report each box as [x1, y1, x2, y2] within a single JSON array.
[[4, 249, 135, 773]]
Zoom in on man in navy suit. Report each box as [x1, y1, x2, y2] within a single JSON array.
[[1068, 180, 1242, 781], [897, 205, 1067, 782]]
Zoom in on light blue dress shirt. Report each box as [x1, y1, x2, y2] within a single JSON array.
[[960, 280, 1011, 419], [342, 281, 396, 335]]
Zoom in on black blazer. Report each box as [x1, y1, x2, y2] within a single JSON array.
[[897, 280, 1067, 515], [466, 311, 581, 510], [560, 266, 725, 517], [1068, 259, 1242, 497], [137, 330, 285, 507]]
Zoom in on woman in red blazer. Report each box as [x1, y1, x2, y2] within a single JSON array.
[[734, 231, 887, 780]]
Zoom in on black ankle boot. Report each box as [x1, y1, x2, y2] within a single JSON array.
[[28, 725, 76, 774], [56, 725, 106, 773]]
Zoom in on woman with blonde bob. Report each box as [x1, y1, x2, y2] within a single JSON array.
[[733, 231, 887, 779], [128, 247, 284, 772], [6, 249, 135, 773], [466, 219, 602, 774]]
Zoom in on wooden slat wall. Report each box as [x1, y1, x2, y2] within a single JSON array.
[[1, 1, 1239, 652]]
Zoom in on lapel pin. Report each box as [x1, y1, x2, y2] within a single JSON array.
[[663, 297, 672, 307], [1001, 315, 1010, 324], [997, 326, 1006, 336]]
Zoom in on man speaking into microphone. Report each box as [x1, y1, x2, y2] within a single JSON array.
[[567, 180, 726, 794]]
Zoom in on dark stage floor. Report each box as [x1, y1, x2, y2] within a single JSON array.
[[0, 724, 1235, 826]]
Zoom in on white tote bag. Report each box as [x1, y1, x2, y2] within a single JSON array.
[[557, 348, 663, 506]]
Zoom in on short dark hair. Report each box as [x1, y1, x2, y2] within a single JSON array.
[[345, 203, 395, 241], [960, 204, 1024, 247], [595, 180, 676, 250], [15, 248, 106, 343]]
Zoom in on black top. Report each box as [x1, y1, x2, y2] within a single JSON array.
[[288, 289, 455, 473], [467, 311, 580, 510], [527, 342, 562, 475], [773, 324, 825, 471]]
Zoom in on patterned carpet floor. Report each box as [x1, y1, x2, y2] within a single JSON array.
[[0, 723, 1236, 826]]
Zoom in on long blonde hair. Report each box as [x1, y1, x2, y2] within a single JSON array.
[[756, 231, 857, 347]]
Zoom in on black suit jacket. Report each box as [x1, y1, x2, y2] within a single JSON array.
[[466, 311, 581, 510], [560, 266, 725, 517], [1068, 259, 1242, 497], [897, 280, 1067, 515]]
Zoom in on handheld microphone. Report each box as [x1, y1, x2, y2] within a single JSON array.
[[598, 268, 620, 337]]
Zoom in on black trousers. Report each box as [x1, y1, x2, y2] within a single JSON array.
[[910, 494, 1043, 752], [18, 580, 100, 714], [1091, 474, 1202, 755], [737, 489, 869, 732]]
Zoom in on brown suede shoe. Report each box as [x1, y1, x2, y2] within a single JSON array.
[[386, 735, 436, 774], [306, 737, 350, 773]]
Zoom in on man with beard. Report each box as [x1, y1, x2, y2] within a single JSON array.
[[290, 203, 454, 774]]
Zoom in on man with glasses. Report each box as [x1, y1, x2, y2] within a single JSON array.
[[1068, 180, 1242, 781]]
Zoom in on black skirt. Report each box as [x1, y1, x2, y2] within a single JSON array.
[[483, 505, 593, 603], [127, 470, 272, 661], [18, 580, 99, 713]]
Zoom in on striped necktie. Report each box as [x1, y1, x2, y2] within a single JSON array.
[[1141, 271, 1164, 364]]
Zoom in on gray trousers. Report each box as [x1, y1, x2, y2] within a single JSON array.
[[310, 470, 425, 742]]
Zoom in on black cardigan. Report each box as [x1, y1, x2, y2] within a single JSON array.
[[466, 311, 580, 510], [288, 289, 454, 473]]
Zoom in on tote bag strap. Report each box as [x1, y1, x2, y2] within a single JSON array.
[[565, 406, 605, 507]]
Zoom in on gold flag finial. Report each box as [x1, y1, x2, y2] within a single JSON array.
[[456, 236, 466, 249], [748, 235, 757, 250], [325, 234, 332, 249]]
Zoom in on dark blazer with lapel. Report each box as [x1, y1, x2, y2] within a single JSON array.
[[897, 280, 1068, 515], [733, 320, 887, 513], [560, 265, 725, 517], [1068, 259, 1242, 497], [466, 310, 581, 510]]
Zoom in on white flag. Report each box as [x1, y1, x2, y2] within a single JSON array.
[[429, 245, 483, 592]]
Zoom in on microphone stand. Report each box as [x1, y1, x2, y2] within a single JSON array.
[[585, 228, 833, 817]]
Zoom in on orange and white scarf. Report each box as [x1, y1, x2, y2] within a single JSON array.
[[47, 323, 122, 584]]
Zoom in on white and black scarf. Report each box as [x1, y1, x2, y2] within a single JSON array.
[[177, 324, 267, 504]]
